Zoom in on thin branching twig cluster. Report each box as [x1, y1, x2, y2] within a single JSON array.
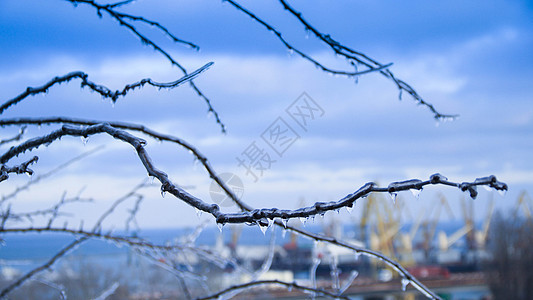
[[0, 1, 507, 299]]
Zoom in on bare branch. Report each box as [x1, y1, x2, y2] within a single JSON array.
[[0, 237, 88, 298], [0, 62, 213, 114], [92, 179, 148, 231], [68, 0, 199, 50], [32, 279, 67, 300], [224, 0, 392, 77], [0, 126, 26, 146], [0, 119, 496, 299], [0, 156, 38, 182], [0, 119, 507, 225], [64, 0, 226, 132], [0, 146, 104, 204], [2, 192, 91, 224], [197, 279, 352, 300], [93, 282, 120, 300], [226, 0, 456, 121]]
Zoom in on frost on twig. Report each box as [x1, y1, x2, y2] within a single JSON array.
[[63, 0, 226, 132], [0, 126, 26, 146], [0, 122, 507, 226], [0, 156, 38, 183], [226, 0, 457, 121], [0, 62, 213, 114]]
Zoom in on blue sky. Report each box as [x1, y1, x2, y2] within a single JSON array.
[[0, 0, 532, 229]]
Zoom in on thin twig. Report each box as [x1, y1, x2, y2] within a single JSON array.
[[0, 119, 507, 225], [0, 62, 213, 114], [64, 0, 226, 132], [225, 0, 456, 121], [0, 145, 104, 204], [197, 279, 352, 300], [0, 237, 88, 298]]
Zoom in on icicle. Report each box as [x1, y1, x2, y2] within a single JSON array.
[[498, 189, 507, 197], [329, 254, 340, 291], [354, 252, 361, 261], [80, 136, 89, 145], [192, 157, 199, 170], [267, 218, 274, 229], [389, 191, 398, 205], [346, 205, 354, 214], [217, 222, 224, 233], [339, 270, 358, 294], [410, 188, 422, 200], [280, 218, 288, 228], [299, 217, 307, 226], [257, 221, 268, 235], [160, 190, 166, 198], [401, 278, 411, 291], [195, 208, 202, 218], [310, 257, 321, 297]]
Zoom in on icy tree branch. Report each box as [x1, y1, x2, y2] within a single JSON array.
[[0, 119, 501, 299], [0, 146, 104, 204], [63, 0, 226, 132], [0, 237, 88, 298], [0, 119, 507, 227], [225, 0, 456, 121], [0, 126, 25, 146], [0, 156, 38, 182], [0, 62, 213, 114], [197, 279, 352, 300]]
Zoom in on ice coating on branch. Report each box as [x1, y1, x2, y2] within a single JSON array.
[[411, 188, 422, 199], [389, 191, 398, 205], [346, 205, 354, 214], [280, 218, 288, 228], [460, 182, 478, 199], [401, 278, 411, 291], [339, 270, 359, 294], [430, 173, 448, 183], [257, 219, 269, 235]]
